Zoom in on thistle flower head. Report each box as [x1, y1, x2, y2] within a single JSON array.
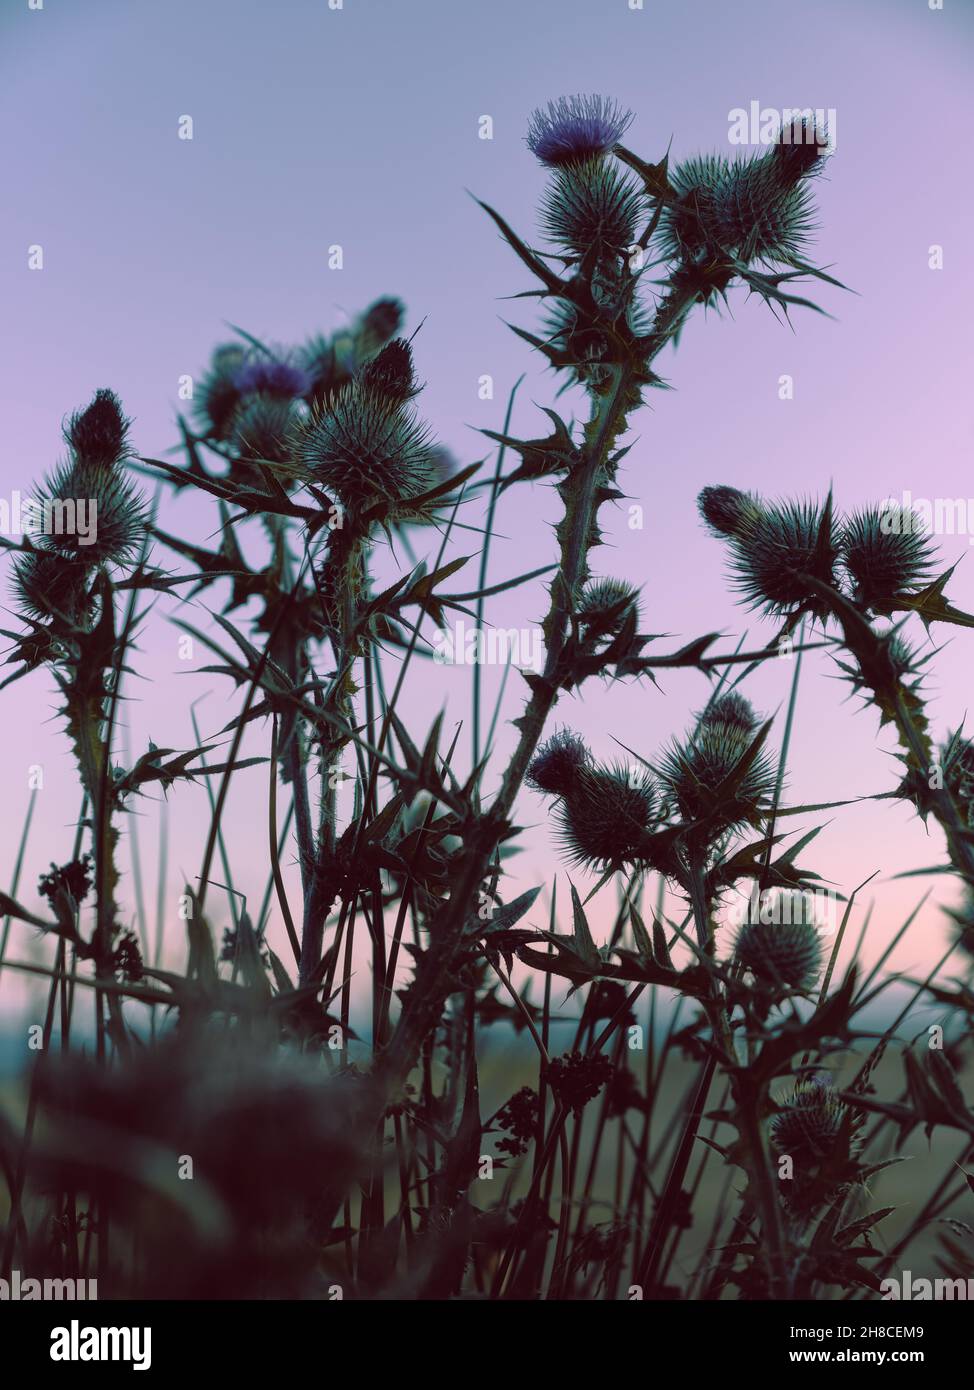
[[526, 95, 633, 168], [197, 344, 247, 437], [64, 388, 131, 465], [557, 763, 657, 869], [527, 729, 592, 796], [578, 577, 640, 638], [661, 149, 817, 267], [840, 506, 937, 611], [356, 297, 406, 360], [659, 718, 776, 833], [770, 1071, 845, 1162], [12, 550, 94, 624], [233, 358, 312, 400], [697, 484, 763, 539], [359, 338, 420, 404], [773, 115, 830, 183], [736, 906, 823, 991], [540, 159, 645, 257], [230, 393, 300, 465], [700, 690, 760, 734], [728, 497, 838, 617], [35, 458, 147, 565], [295, 384, 439, 506]]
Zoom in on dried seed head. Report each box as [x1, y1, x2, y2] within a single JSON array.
[[736, 911, 823, 991], [540, 158, 645, 257], [557, 764, 656, 868], [295, 384, 439, 506], [661, 149, 817, 267], [64, 388, 131, 466], [526, 95, 633, 168], [840, 506, 937, 611], [527, 729, 592, 796], [697, 485, 763, 539], [729, 498, 838, 617]]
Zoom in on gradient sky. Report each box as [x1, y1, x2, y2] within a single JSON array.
[[2, 0, 973, 1022]]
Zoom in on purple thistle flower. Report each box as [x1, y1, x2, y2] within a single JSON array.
[[526, 95, 633, 168], [233, 359, 312, 399]]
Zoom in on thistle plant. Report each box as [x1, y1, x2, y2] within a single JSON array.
[[4, 92, 974, 1310]]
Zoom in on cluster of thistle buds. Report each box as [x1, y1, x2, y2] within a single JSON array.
[[12, 389, 147, 629], [193, 299, 454, 528], [527, 691, 777, 873]]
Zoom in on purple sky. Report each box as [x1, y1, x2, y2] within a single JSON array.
[[2, 0, 973, 1016]]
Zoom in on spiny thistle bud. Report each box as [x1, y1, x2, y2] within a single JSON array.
[[64, 388, 131, 466], [356, 297, 405, 360], [773, 116, 830, 185], [35, 458, 147, 565], [697, 484, 763, 539], [359, 339, 419, 404], [728, 498, 838, 617], [659, 717, 776, 833], [840, 506, 936, 611], [700, 690, 760, 734], [557, 764, 656, 869], [527, 729, 592, 796], [197, 344, 247, 437], [661, 149, 817, 267], [526, 95, 633, 168], [540, 159, 644, 257], [295, 385, 439, 506], [577, 577, 640, 638], [233, 358, 311, 400], [230, 393, 299, 465], [12, 550, 93, 624], [736, 905, 823, 991], [770, 1071, 845, 1163]]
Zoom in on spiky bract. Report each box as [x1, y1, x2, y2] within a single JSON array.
[[540, 159, 644, 257], [661, 148, 818, 267], [296, 385, 439, 506], [701, 691, 760, 734], [659, 715, 775, 833], [230, 393, 300, 465], [34, 458, 147, 565], [578, 577, 640, 638], [728, 498, 838, 617], [527, 729, 591, 796], [770, 1072, 845, 1162], [697, 485, 764, 539], [557, 764, 656, 868], [12, 550, 93, 624], [840, 506, 936, 611], [736, 912, 823, 990]]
